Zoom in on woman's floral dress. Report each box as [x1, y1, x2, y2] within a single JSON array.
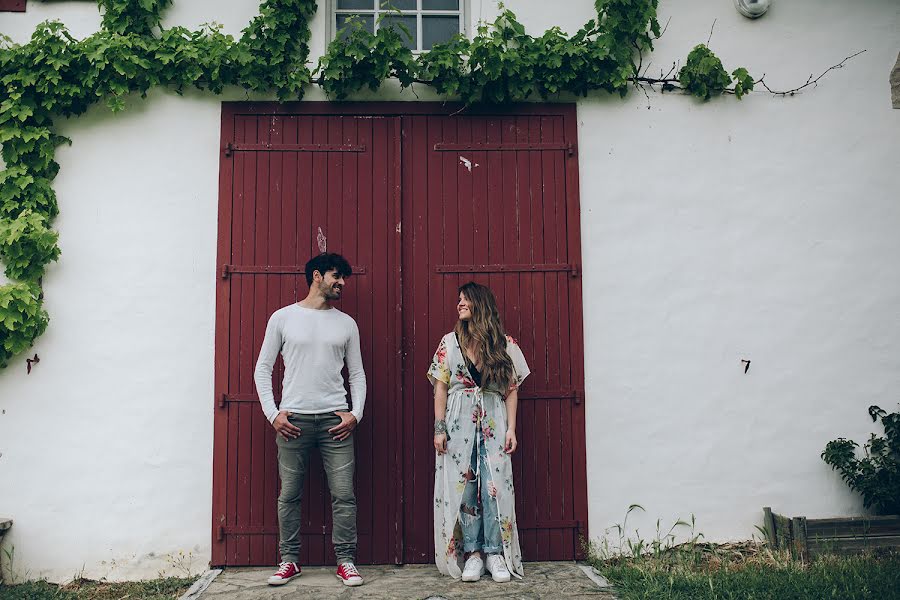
[[427, 332, 531, 579]]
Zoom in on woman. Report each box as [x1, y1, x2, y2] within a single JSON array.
[[427, 282, 530, 582]]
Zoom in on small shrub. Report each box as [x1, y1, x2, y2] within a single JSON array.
[[821, 405, 900, 515]]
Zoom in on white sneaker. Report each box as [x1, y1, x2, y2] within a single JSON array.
[[485, 553, 511, 582], [461, 554, 485, 582]]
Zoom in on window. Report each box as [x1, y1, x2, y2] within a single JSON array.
[[333, 0, 465, 52]]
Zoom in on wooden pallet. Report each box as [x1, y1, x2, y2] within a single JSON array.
[[763, 507, 900, 560]]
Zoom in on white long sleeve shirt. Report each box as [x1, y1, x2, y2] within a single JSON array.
[[254, 304, 367, 424]]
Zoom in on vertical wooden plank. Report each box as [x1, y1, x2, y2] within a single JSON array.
[[443, 117, 459, 269], [520, 115, 544, 562], [360, 116, 392, 563], [263, 116, 285, 568], [540, 117, 561, 394], [310, 116, 329, 258], [412, 113, 436, 563], [515, 175, 535, 551], [362, 116, 382, 563], [225, 116, 250, 564], [534, 117, 559, 560], [235, 406, 251, 564], [456, 118, 474, 269], [424, 114, 445, 563], [528, 116, 548, 392], [546, 115, 570, 560], [298, 116, 314, 264], [327, 116, 343, 254], [352, 116, 375, 563], [234, 114, 260, 566], [484, 117, 503, 307], [536, 163, 554, 398], [763, 507, 777, 548], [498, 116, 516, 316], [534, 396, 552, 560], [402, 114, 423, 562], [499, 117, 518, 336], [557, 396, 574, 557], [562, 105, 589, 558], [471, 118, 489, 285], [551, 116, 572, 400], [248, 117, 275, 566], [774, 512, 792, 550], [399, 114, 415, 563], [793, 516, 808, 562], [548, 384, 567, 559], [390, 116, 404, 564], [512, 115, 531, 358], [212, 104, 235, 566], [239, 116, 266, 565]]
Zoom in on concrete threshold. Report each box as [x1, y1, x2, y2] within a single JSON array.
[[196, 561, 617, 599]]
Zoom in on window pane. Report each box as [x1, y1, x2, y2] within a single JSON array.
[[379, 14, 417, 49], [422, 15, 459, 49], [423, 0, 459, 10], [380, 0, 416, 9], [336, 14, 375, 41], [337, 0, 375, 9]]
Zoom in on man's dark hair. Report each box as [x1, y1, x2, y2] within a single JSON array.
[[305, 253, 352, 286]]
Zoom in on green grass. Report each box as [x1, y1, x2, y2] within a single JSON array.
[[590, 543, 900, 600], [0, 576, 197, 600]]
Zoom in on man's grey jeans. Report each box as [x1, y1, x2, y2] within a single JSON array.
[[276, 413, 356, 564]]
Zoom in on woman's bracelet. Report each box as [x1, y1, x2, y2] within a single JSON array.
[[434, 419, 448, 434]]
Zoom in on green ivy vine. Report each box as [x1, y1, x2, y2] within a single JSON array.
[[0, 0, 752, 369]]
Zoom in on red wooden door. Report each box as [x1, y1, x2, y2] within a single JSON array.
[[212, 112, 402, 566], [213, 104, 585, 567], [400, 109, 587, 563]]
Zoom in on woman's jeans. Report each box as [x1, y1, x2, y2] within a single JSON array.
[[459, 428, 502, 554], [276, 413, 357, 564]]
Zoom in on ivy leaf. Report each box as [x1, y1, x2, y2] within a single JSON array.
[[678, 44, 730, 100], [731, 66, 754, 100], [106, 94, 127, 112], [0, 210, 61, 281], [0, 282, 48, 368]]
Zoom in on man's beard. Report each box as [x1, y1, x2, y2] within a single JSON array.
[[322, 282, 342, 299]]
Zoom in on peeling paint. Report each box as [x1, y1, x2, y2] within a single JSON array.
[[459, 156, 479, 171]]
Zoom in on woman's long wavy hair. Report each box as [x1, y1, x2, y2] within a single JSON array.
[[454, 282, 514, 391]]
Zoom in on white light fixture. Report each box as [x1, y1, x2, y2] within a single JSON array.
[[734, 0, 771, 19]]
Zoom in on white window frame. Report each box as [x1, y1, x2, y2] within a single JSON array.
[[328, 0, 469, 54]]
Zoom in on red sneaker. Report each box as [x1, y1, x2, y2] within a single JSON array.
[[267, 561, 301, 585], [336, 562, 364, 586]]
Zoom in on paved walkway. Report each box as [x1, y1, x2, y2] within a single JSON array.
[[193, 562, 616, 600]]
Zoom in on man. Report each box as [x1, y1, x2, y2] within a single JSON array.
[[254, 252, 366, 587]]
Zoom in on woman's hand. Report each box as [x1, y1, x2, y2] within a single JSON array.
[[434, 433, 448, 455], [504, 429, 518, 454]]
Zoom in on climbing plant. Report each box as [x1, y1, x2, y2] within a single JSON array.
[[0, 0, 799, 369], [98, 0, 173, 36], [317, 2, 752, 103]]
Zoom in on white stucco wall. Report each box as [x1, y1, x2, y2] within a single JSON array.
[[573, 0, 900, 546], [0, 0, 898, 583]]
